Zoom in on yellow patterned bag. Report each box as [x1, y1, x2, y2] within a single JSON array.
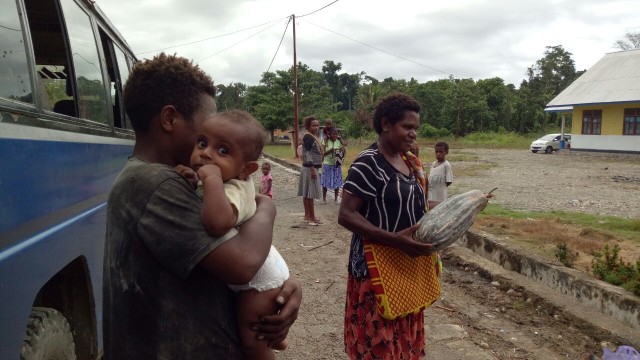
[[363, 241, 441, 320]]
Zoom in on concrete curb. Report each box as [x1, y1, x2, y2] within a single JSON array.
[[459, 229, 640, 331], [443, 245, 640, 348], [262, 152, 302, 173]]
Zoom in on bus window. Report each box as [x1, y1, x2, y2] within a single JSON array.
[[24, 0, 76, 116], [0, 0, 32, 103], [114, 45, 132, 129], [59, 0, 109, 124], [98, 28, 130, 129]]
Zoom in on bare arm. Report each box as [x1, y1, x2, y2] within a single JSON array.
[[337, 190, 433, 257], [198, 194, 275, 284], [198, 164, 238, 237]]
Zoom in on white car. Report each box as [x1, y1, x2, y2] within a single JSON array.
[[530, 133, 571, 153]]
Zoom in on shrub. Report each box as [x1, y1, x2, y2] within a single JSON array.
[[591, 243, 640, 295], [419, 123, 451, 138], [554, 243, 578, 268]]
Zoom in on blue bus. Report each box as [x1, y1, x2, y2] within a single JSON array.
[[0, 0, 135, 358]]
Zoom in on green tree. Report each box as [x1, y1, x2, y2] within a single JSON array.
[[216, 82, 246, 110], [244, 62, 333, 141], [351, 83, 384, 136], [244, 72, 293, 142], [412, 79, 454, 130], [321, 60, 342, 112], [442, 78, 490, 136], [522, 45, 581, 131], [477, 77, 513, 131], [338, 72, 362, 111]]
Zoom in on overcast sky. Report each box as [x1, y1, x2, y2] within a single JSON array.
[[96, 0, 640, 88]]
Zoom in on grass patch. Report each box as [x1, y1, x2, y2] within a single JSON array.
[[454, 131, 533, 149], [475, 204, 640, 272], [478, 204, 640, 243], [263, 144, 297, 160]]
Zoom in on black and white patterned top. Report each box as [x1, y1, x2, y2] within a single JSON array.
[[342, 143, 426, 278]]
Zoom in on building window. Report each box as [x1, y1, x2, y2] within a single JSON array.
[[582, 110, 602, 135], [624, 108, 640, 135]]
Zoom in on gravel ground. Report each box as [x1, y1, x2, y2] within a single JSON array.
[[447, 149, 640, 219], [258, 149, 640, 360]]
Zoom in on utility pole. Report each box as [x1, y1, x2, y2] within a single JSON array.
[[292, 14, 300, 158]]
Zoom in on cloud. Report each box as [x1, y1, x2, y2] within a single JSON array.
[[97, 0, 640, 87]]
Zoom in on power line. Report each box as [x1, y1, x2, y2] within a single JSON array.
[[133, 1, 339, 57], [266, 17, 292, 73], [297, 0, 340, 18], [135, 16, 289, 56], [195, 20, 283, 64], [303, 20, 451, 76]]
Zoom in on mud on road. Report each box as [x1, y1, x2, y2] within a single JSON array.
[[258, 148, 640, 359]]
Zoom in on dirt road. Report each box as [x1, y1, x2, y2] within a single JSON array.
[[259, 148, 640, 359]]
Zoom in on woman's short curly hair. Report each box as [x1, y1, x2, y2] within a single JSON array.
[[303, 115, 318, 130], [124, 53, 216, 133], [372, 93, 421, 134]]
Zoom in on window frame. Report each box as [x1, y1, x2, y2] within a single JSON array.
[[582, 109, 602, 135], [623, 108, 640, 136]]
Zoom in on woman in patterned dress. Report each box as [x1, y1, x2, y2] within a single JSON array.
[[338, 93, 436, 359]]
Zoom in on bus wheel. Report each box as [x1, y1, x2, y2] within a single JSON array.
[[21, 307, 77, 360]]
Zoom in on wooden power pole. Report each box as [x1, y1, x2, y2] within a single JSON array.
[[292, 14, 300, 158]]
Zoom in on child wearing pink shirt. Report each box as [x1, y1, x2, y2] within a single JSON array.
[[260, 162, 273, 198]]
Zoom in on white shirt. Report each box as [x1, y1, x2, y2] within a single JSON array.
[[428, 160, 453, 202]]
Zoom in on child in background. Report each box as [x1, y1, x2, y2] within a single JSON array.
[[178, 110, 289, 360], [320, 118, 334, 144], [260, 162, 273, 198], [321, 127, 344, 204], [427, 141, 453, 210]]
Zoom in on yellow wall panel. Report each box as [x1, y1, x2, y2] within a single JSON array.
[[573, 103, 640, 135]]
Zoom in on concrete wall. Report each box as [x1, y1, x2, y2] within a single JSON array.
[[460, 229, 640, 330]]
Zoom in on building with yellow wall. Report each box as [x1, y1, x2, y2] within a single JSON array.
[[546, 49, 640, 153]]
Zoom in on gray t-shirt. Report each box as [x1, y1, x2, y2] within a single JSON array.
[[103, 157, 242, 359]]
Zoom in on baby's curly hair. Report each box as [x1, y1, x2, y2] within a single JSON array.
[[124, 53, 216, 133], [216, 110, 266, 161], [372, 93, 421, 134]]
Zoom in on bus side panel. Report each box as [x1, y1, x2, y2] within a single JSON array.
[[0, 134, 132, 357], [0, 137, 132, 234], [0, 207, 110, 357]]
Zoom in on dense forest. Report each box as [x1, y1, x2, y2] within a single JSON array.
[[215, 45, 585, 141]]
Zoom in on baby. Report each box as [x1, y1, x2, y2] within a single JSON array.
[[178, 109, 289, 359]]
